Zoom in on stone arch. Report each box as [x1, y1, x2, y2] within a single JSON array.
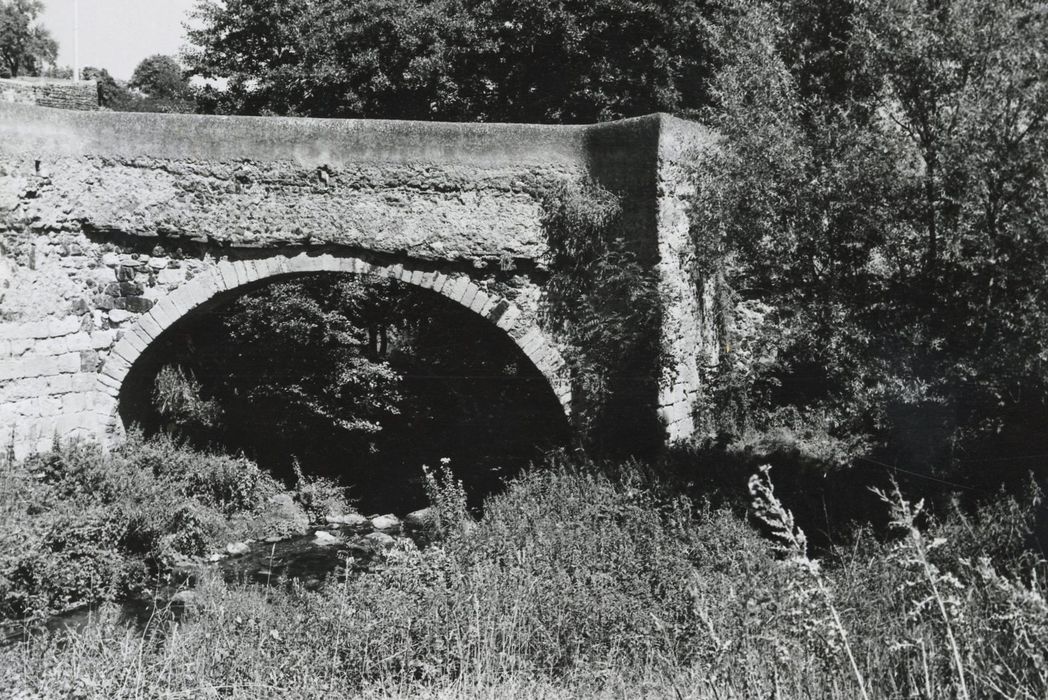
[[92, 251, 571, 445]]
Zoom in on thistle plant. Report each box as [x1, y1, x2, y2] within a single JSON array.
[[422, 458, 470, 539]]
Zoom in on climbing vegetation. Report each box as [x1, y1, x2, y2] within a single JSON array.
[[540, 179, 663, 450]]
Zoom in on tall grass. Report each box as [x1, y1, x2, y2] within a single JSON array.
[[1, 455, 1045, 698]]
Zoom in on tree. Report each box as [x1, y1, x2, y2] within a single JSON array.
[[184, 0, 715, 122], [0, 0, 56, 78], [129, 54, 188, 100], [82, 66, 131, 108], [692, 0, 1048, 490]]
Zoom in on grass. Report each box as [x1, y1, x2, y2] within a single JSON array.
[[0, 447, 1046, 698]]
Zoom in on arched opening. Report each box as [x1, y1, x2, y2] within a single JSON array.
[[102, 254, 572, 513]]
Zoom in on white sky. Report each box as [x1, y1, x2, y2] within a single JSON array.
[[40, 0, 198, 80]]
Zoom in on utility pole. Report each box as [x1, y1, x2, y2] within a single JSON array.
[[73, 0, 80, 81]]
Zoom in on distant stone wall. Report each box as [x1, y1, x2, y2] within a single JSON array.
[[0, 78, 98, 111]]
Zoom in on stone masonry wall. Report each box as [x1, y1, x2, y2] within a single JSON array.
[[0, 78, 99, 111], [0, 103, 713, 457], [654, 116, 720, 440]]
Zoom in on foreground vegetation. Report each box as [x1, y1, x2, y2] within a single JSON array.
[[1, 442, 1045, 698], [0, 436, 348, 621]]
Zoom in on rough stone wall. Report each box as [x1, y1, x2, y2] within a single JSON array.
[[0, 103, 713, 457], [0, 78, 98, 111], [654, 117, 720, 442]]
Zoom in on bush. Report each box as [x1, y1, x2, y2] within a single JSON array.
[[123, 432, 279, 515], [0, 436, 288, 620], [290, 458, 352, 521]]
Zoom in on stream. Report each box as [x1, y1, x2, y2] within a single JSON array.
[[0, 515, 429, 647]]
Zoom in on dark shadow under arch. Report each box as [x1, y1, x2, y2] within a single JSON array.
[[116, 267, 571, 511]]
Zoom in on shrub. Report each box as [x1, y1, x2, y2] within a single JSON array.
[[152, 364, 222, 436], [123, 432, 279, 515], [0, 437, 290, 620], [291, 458, 352, 521]]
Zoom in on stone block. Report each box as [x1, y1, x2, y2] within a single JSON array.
[[57, 352, 81, 374], [64, 333, 96, 354], [524, 341, 552, 369], [149, 298, 179, 329], [287, 252, 314, 273], [167, 284, 205, 314], [137, 314, 164, 340], [79, 349, 100, 372], [90, 329, 115, 347], [0, 355, 59, 381], [71, 374, 97, 393], [107, 309, 133, 325], [216, 261, 239, 290], [111, 337, 141, 365], [97, 372, 121, 395], [517, 328, 542, 355], [469, 291, 490, 314], [100, 357, 130, 384], [121, 329, 148, 355], [157, 268, 184, 287], [444, 276, 470, 302], [430, 272, 449, 294], [270, 256, 292, 277], [32, 336, 68, 356], [495, 305, 521, 332], [240, 260, 266, 283], [122, 296, 155, 313], [105, 281, 144, 296], [62, 392, 92, 414], [229, 260, 249, 286], [460, 284, 479, 309], [313, 254, 338, 273], [477, 296, 497, 319]]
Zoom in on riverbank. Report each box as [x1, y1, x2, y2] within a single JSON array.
[[2, 447, 1047, 698], [0, 434, 367, 622]]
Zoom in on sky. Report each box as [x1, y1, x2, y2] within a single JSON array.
[[40, 0, 198, 80]]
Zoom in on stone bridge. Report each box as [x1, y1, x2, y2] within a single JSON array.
[[0, 102, 716, 460]]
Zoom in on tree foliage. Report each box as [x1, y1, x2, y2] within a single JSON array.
[[184, 0, 714, 122], [0, 0, 55, 77], [129, 54, 189, 100], [693, 0, 1048, 487]]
